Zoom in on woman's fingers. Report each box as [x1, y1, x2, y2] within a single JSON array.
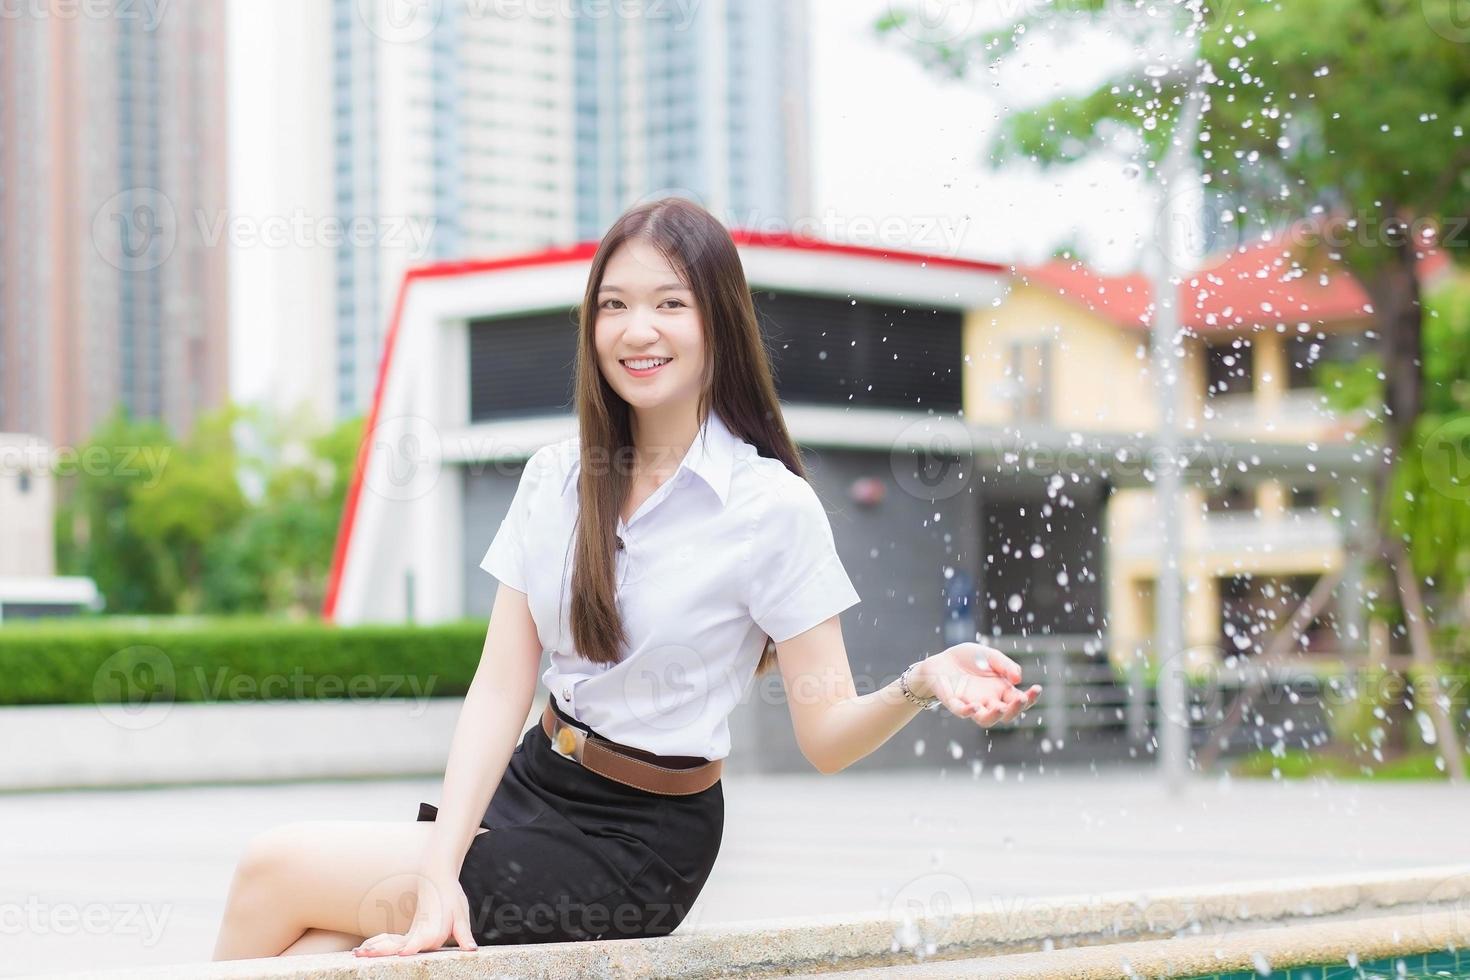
[[397, 918, 450, 956], [998, 688, 1028, 724], [981, 648, 1023, 685], [451, 907, 479, 952], [353, 933, 405, 957], [973, 700, 1004, 726]]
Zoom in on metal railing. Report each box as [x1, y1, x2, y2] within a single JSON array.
[[978, 636, 1392, 750], [986, 634, 1139, 744]]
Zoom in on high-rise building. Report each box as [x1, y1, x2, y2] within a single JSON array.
[[321, 0, 811, 420], [571, 0, 812, 240], [0, 2, 230, 448]]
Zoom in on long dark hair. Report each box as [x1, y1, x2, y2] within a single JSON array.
[[568, 196, 805, 678]]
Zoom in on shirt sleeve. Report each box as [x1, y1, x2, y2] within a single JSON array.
[[479, 445, 553, 594], [745, 476, 861, 643]]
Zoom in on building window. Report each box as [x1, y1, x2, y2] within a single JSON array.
[[752, 292, 964, 412], [1286, 332, 1364, 390], [1205, 482, 1253, 513], [1205, 339, 1253, 397], [1288, 483, 1338, 511], [1006, 339, 1051, 423], [1288, 484, 1321, 510]]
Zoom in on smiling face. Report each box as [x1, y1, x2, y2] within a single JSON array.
[[594, 236, 706, 418]]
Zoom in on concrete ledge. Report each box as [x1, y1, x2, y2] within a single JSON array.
[[795, 909, 1470, 978], [48, 863, 1470, 979]]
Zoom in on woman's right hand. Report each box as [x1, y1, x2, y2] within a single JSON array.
[[352, 867, 479, 957]]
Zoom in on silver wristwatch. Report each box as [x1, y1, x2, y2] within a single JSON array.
[[899, 660, 940, 710]]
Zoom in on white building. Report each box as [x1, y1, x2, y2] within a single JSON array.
[[0, 434, 101, 622], [323, 232, 1009, 629]]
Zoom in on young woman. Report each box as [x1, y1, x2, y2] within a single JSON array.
[[210, 197, 1042, 961]]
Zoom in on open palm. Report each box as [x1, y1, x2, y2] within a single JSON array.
[[914, 643, 1042, 727]]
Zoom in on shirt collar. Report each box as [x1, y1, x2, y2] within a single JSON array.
[[559, 409, 739, 506]]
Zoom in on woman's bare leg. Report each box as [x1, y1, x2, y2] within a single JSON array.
[[211, 818, 489, 961], [280, 929, 363, 955]]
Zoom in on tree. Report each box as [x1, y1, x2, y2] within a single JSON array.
[[56, 401, 364, 618], [202, 409, 363, 616], [127, 404, 249, 613], [55, 410, 176, 613], [877, 0, 1470, 771]]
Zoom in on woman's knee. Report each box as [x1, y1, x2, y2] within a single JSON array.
[[233, 821, 325, 891]]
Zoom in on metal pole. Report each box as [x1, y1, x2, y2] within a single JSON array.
[[1149, 81, 1204, 795]]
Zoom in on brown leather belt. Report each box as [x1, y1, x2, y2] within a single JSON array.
[[539, 701, 722, 796]]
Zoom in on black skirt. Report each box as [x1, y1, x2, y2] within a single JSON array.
[[415, 697, 724, 946]]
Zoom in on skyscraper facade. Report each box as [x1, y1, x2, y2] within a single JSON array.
[[0, 2, 230, 447]]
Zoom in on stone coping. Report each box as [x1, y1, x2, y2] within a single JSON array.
[[781, 909, 1470, 978], [48, 863, 1470, 979]]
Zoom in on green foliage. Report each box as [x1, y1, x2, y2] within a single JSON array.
[[54, 410, 178, 613], [0, 617, 486, 706], [1296, 277, 1470, 620], [54, 402, 364, 617], [876, 1, 1470, 282], [127, 405, 250, 613], [201, 410, 364, 615], [1233, 746, 1470, 780]]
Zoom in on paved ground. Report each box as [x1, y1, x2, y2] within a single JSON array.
[[4, 768, 1467, 977]]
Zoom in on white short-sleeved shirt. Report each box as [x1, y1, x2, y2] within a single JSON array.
[[479, 409, 861, 760]]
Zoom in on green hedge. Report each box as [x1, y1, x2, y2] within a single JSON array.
[[0, 617, 487, 706]]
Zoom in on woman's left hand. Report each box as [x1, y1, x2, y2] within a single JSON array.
[[910, 643, 1042, 727]]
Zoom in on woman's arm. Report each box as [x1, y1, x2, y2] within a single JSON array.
[[421, 582, 542, 875], [774, 619, 1040, 775]]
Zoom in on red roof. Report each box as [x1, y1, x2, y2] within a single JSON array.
[[1017, 221, 1453, 334]]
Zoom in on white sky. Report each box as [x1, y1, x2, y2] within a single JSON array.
[[809, 0, 1151, 270]]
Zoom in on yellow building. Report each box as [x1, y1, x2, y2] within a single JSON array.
[[968, 235, 1452, 668]]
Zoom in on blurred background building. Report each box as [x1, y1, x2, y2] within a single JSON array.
[[0, 432, 100, 621], [231, 0, 811, 428], [0, 1, 230, 450]]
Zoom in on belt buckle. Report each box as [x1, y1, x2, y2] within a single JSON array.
[[551, 717, 585, 764]]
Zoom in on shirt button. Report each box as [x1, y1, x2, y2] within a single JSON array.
[[562, 685, 571, 700]]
